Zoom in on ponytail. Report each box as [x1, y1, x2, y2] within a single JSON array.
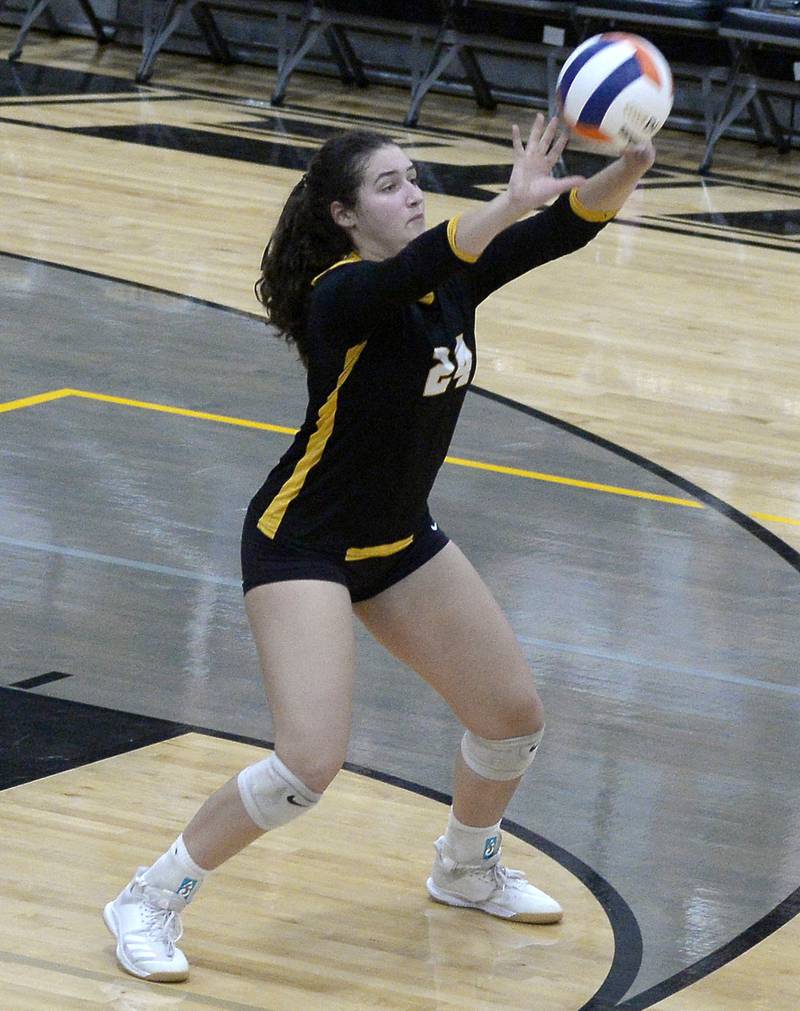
[[255, 130, 394, 365]]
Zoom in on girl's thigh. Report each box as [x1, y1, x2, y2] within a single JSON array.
[[354, 542, 543, 738], [245, 579, 356, 785]]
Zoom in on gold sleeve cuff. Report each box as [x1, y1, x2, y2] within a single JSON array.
[[447, 214, 480, 263], [569, 188, 618, 223]]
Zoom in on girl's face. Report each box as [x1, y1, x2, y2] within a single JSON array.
[[332, 145, 426, 260]]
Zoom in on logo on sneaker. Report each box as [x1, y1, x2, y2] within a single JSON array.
[[176, 876, 198, 899], [286, 794, 310, 807], [482, 835, 500, 860], [430, 520, 438, 531]]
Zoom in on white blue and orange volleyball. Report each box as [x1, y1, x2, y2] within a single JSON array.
[[556, 33, 673, 149]]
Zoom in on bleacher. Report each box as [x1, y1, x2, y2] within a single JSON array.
[[2, 0, 799, 170]]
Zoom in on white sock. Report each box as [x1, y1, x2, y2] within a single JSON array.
[[141, 834, 209, 904], [443, 809, 502, 866]]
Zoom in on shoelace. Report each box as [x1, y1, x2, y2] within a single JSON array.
[[440, 847, 528, 895], [485, 864, 528, 893], [142, 903, 183, 953], [133, 878, 184, 953]]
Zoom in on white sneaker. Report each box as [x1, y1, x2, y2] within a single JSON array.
[[103, 868, 190, 982], [426, 837, 563, 924]]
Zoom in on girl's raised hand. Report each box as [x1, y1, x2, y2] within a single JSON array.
[[507, 114, 585, 211]]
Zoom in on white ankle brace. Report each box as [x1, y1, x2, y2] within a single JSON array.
[[444, 810, 502, 865], [141, 834, 207, 904]]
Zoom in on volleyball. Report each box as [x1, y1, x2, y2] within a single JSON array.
[[556, 33, 673, 149]]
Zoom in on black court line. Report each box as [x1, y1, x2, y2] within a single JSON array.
[[617, 886, 800, 1008], [638, 179, 727, 189], [691, 168, 800, 200], [615, 215, 800, 256], [361, 762, 645, 1010], [0, 93, 187, 106], [3, 246, 798, 579], [652, 212, 800, 242], [0, 684, 643, 1008], [9, 670, 73, 689], [0, 248, 258, 319]]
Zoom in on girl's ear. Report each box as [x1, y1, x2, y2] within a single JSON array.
[[330, 200, 356, 230]]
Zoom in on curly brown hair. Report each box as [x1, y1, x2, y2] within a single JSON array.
[[255, 130, 395, 366]]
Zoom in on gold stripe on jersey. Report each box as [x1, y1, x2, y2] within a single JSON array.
[[345, 535, 414, 562], [257, 340, 368, 539], [311, 252, 361, 287], [446, 214, 480, 263]]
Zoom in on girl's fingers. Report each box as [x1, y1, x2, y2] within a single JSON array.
[[526, 112, 545, 150], [538, 115, 560, 152], [550, 129, 570, 160], [511, 123, 524, 157]]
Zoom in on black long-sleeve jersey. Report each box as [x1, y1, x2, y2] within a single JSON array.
[[249, 190, 611, 561]]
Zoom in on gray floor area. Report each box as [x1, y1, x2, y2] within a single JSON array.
[[2, 253, 799, 1001]]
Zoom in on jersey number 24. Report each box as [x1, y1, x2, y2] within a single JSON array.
[[423, 335, 473, 397]]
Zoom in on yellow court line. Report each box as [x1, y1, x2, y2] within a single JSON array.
[[67, 388, 298, 435], [751, 511, 800, 528], [0, 388, 73, 413], [443, 454, 703, 508], [4, 387, 800, 527]]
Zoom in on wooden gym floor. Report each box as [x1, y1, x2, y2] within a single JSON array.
[[0, 25, 798, 1010]]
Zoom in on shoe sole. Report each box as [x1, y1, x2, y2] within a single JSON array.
[[103, 902, 189, 982], [425, 877, 563, 924]]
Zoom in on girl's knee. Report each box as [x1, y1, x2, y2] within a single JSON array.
[[474, 690, 544, 740], [275, 741, 346, 794]]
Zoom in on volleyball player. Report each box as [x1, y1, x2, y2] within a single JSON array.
[[103, 114, 655, 981]]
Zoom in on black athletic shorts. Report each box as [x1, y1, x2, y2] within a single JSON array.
[[241, 508, 449, 603]]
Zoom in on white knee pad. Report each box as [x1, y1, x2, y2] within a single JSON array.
[[237, 752, 322, 832], [461, 728, 544, 781]]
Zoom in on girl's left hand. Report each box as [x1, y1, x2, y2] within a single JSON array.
[[506, 114, 586, 213]]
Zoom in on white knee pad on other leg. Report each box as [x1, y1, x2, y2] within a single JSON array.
[[461, 728, 544, 781], [237, 753, 322, 832]]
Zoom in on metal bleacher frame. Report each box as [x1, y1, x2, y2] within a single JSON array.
[[700, 0, 800, 171], [266, 1, 450, 111], [401, 1, 576, 126], [3, 0, 364, 90], [259, 1, 587, 127], [6, 0, 113, 60], [134, 1, 355, 87]]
